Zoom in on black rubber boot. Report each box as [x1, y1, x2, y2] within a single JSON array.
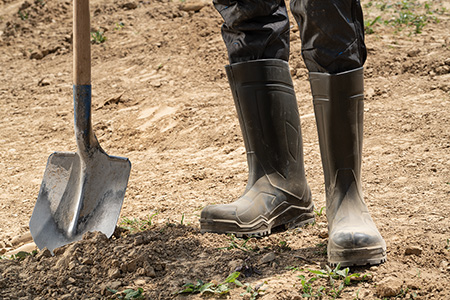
[[200, 59, 315, 237], [309, 67, 387, 266]]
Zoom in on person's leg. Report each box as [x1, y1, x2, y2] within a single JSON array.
[[290, 0, 366, 73], [213, 0, 290, 63], [200, 1, 315, 236], [291, 0, 386, 266]]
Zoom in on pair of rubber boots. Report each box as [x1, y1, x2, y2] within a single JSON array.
[[200, 59, 386, 267]]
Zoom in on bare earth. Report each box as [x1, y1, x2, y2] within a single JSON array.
[[1, 0, 450, 299]]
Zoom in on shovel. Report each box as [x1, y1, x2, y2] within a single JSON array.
[[29, 0, 131, 253]]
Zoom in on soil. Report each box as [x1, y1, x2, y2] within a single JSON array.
[[1, 0, 450, 299]]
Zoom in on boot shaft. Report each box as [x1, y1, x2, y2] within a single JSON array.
[[309, 67, 364, 190], [225, 59, 308, 196]]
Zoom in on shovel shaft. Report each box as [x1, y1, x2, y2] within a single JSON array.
[[74, 85, 100, 157], [74, 0, 91, 85], [73, 0, 100, 157]]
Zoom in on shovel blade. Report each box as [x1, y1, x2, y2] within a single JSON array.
[[29, 150, 131, 253]]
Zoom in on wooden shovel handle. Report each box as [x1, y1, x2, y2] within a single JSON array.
[[73, 0, 91, 85]]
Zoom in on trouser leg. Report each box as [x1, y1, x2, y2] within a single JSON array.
[[214, 0, 367, 74], [213, 0, 290, 63], [290, 0, 367, 73]]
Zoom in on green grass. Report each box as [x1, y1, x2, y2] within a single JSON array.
[[107, 287, 144, 299], [176, 272, 243, 296], [363, 0, 445, 35], [119, 212, 158, 232], [91, 30, 107, 44], [297, 264, 372, 299]]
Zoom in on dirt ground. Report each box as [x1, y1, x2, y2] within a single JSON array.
[[1, 0, 450, 299]]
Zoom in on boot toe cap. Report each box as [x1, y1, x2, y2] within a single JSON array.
[[201, 204, 238, 221], [329, 226, 386, 250]]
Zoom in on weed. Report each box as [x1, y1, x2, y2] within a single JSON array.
[[314, 207, 325, 217], [365, 16, 382, 34], [177, 272, 243, 296], [363, 0, 443, 35], [180, 213, 185, 225], [241, 282, 267, 300], [115, 22, 125, 30], [91, 30, 106, 44], [18, 10, 29, 20], [446, 238, 450, 251], [0, 250, 38, 261], [119, 212, 158, 232], [296, 264, 371, 299], [286, 266, 304, 272], [107, 287, 144, 299], [218, 234, 255, 252], [298, 274, 324, 298], [278, 240, 291, 251]]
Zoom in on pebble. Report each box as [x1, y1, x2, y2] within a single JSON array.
[[376, 276, 403, 297], [108, 268, 121, 279], [11, 232, 32, 247], [319, 229, 328, 238], [258, 252, 276, 265], [135, 279, 147, 286], [122, 2, 137, 9], [440, 260, 449, 272], [179, 3, 206, 12], [405, 246, 422, 256]]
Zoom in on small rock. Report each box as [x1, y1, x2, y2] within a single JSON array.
[[81, 258, 94, 265], [179, 2, 206, 12], [38, 78, 51, 86], [30, 50, 44, 60], [143, 261, 156, 277], [370, 266, 378, 272], [133, 235, 144, 246], [67, 277, 76, 285], [135, 279, 146, 286], [258, 252, 276, 265], [376, 276, 403, 297], [107, 281, 122, 290], [407, 49, 420, 57], [68, 261, 79, 270], [319, 229, 328, 238], [0, 248, 6, 255], [11, 232, 32, 247], [55, 256, 70, 269], [91, 231, 108, 243], [228, 259, 244, 272], [405, 246, 422, 256], [122, 2, 137, 9], [440, 260, 449, 272], [59, 294, 72, 300], [108, 268, 121, 279]]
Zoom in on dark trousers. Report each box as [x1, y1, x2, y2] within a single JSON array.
[[213, 0, 367, 74]]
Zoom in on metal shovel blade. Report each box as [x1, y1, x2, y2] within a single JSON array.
[[29, 85, 131, 253], [29, 150, 131, 253]]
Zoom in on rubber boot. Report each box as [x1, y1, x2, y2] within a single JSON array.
[[200, 59, 315, 237], [309, 67, 387, 266]]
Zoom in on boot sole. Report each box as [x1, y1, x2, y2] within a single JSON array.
[[200, 203, 315, 237], [328, 246, 387, 267]]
